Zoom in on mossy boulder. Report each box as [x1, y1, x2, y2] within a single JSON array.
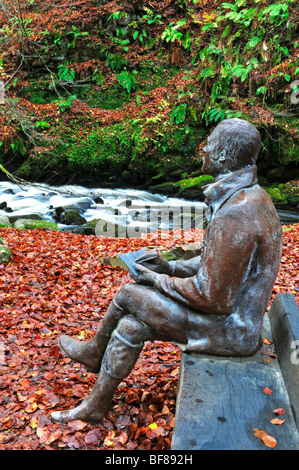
[[264, 180, 299, 206], [59, 210, 87, 226], [8, 214, 42, 224], [0, 214, 12, 228], [79, 219, 102, 235], [14, 219, 60, 231], [149, 175, 215, 200], [148, 182, 177, 196], [174, 175, 215, 200]]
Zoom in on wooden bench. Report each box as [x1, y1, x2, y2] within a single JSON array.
[[171, 293, 299, 450]]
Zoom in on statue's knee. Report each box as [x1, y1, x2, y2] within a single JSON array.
[[116, 315, 148, 345], [116, 283, 136, 305]]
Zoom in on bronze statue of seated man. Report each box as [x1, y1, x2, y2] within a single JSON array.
[[51, 118, 283, 424]]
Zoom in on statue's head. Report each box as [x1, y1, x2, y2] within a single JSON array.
[[202, 118, 261, 178]]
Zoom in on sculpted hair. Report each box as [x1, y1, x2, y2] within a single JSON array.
[[215, 118, 261, 171]]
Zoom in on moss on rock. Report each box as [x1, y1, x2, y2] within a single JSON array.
[[174, 175, 215, 200], [264, 180, 299, 206], [14, 219, 60, 231]]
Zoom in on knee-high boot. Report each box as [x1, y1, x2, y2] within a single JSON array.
[[51, 330, 144, 424], [57, 297, 126, 373]]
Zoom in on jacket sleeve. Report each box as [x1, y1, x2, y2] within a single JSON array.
[[168, 255, 201, 278], [153, 214, 256, 314]]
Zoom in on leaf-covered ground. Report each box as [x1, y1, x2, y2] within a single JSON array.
[[0, 224, 298, 450]]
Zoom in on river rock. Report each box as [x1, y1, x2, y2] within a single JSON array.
[[8, 214, 43, 224], [0, 214, 12, 228], [93, 196, 104, 204], [59, 210, 87, 226], [14, 219, 60, 231]]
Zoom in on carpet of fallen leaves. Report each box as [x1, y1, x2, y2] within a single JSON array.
[[0, 224, 297, 450]]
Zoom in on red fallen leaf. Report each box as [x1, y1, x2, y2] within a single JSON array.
[[67, 420, 87, 432], [254, 428, 277, 448], [67, 434, 82, 449], [116, 414, 131, 428], [263, 387, 273, 395], [0, 432, 14, 444], [36, 426, 49, 444], [117, 431, 128, 445], [84, 430, 100, 446], [104, 430, 116, 447], [49, 346, 60, 358], [273, 408, 285, 416], [162, 405, 170, 414], [25, 402, 38, 413], [16, 392, 27, 402]]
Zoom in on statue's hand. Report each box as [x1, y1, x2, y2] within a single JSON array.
[[130, 263, 158, 286], [135, 250, 171, 274]]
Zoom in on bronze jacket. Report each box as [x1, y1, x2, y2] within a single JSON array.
[[154, 166, 283, 355]]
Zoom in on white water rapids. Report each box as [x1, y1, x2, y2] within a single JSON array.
[[0, 181, 206, 235]]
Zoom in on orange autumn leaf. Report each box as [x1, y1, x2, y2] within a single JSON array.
[[263, 338, 272, 345], [254, 428, 277, 448], [270, 418, 285, 425], [261, 434, 277, 448]]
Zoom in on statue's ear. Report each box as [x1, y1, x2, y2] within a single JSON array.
[[218, 149, 226, 163]]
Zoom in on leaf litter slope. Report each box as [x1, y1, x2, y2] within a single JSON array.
[[0, 224, 297, 450]]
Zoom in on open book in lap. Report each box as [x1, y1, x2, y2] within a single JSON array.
[[118, 249, 158, 277]]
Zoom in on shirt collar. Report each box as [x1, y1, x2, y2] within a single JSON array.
[[202, 166, 258, 222]]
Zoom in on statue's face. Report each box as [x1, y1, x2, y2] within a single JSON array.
[[202, 128, 223, 177]]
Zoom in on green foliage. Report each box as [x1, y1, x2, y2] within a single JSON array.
[[10, 137, 25, 156], [35, 120, 50, 130], [259, 3, 290, 26], [117, 71, 136, 93], [263, 182, 299, 205], [106, 53, 128, 72], [57, 94, 77, 112], [202, 106, 243, 125], [140, 10, 162, 25], [170, 103, 187, 124], [161, 19, 192, 49], [58, 122, 132, 175], [66, 25, 89, 49], [57, 64, 75, 83], [1, 0, 297, 188], [231, 58, 259, 82]]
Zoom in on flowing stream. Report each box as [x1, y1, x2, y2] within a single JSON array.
[[0, 181, 298, 235], [0, 181, 205, 235]]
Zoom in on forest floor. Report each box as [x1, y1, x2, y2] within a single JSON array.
[[0, 224, 298, 450]]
